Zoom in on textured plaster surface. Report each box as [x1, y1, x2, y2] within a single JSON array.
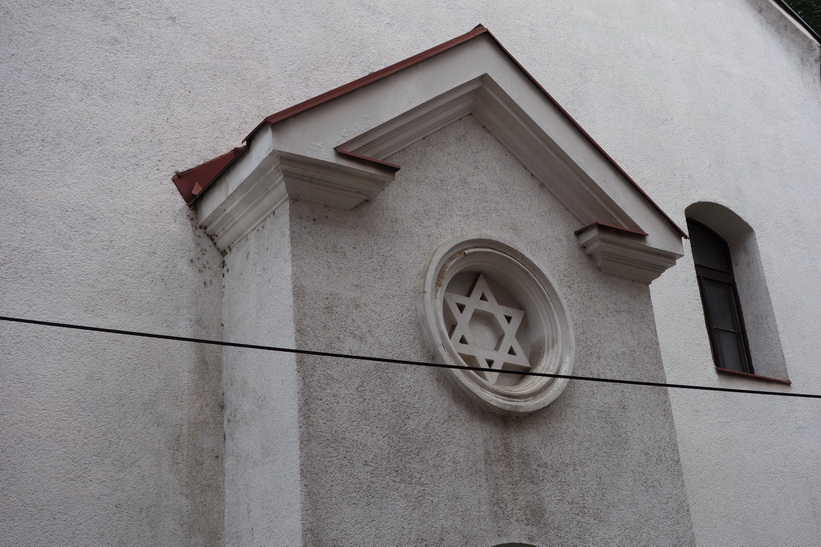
[[222, 205, 302, 545], [617, 2, 821, 545], [1, 1, 228, 544], [288, 116, 694, 545], [2, 0, 819, 545]]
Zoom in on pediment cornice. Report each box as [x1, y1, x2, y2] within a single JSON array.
[[174, 26, 684, 282]]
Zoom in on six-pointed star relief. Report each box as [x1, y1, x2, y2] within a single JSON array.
[[444, 274, 531, 384]]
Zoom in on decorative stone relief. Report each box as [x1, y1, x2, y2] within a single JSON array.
[[420, 236, 575, 413]]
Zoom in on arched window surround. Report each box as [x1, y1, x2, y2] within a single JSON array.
[[685, 202, 790, 384]]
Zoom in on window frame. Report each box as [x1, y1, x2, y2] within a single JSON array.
[[688, 219, 755, 375]]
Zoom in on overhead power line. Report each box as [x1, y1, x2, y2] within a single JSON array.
[[1, 315, 819, 399]]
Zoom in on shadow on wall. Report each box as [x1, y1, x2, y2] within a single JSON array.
[[685, 202, 789, 381]]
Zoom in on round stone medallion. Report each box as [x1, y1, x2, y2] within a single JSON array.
[[419, 236, 575, 413]]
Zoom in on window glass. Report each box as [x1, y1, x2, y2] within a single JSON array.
[[685, 203, 789, 382], [701, 279, 740, 331], [714, 330, 748, 373], [687, 218, 753, 374], [689, 221, 733, 273]]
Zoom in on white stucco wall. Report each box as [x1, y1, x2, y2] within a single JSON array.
[[222, 205, 303, 545], [637, 3, 821, 544], [2, 0, 818, 545], [286, 116, 693, 545], [1, 2, 233, 544]]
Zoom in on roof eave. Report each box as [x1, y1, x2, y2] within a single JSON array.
[[172, 25, 686, 239]]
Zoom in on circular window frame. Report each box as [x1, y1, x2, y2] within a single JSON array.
[[419, 236, 575, 413]]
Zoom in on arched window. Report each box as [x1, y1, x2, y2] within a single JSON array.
[[687, 219, 753, 373], [685, 203, 789, 383]]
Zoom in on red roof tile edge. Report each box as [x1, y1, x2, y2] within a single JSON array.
[[171, 25, 487, 207], [173, 146, 247, 205], [246, 25, 490, 141], [171, 24, 686, 239], [478, 30, 686, 238]]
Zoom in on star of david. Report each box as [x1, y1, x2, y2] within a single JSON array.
[[444, 274, 531, 384]]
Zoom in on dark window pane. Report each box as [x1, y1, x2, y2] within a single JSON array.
[[688, 220, 733, 273], [702, 278, 740, 331], [688, 216, 754, 375], [714, 330, 748, 372]]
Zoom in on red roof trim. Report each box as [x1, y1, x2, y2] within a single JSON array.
[[242, 25, 490, 143], [173, 26, 488, 206], [172, 25, 687, 239], [477, 28, 686, 239], [173, 146, 247, 205]]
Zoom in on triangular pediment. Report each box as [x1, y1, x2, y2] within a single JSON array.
[[174, 26, 684, 282]]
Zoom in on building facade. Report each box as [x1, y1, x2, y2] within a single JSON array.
[[2, 1, 819, 545]]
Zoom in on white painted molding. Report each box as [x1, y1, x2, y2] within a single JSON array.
[[340, 75, 640, 237], [419, 236, 575, 413], [195, 34, 686, 258], [196, 129, 394, 250], [576, 225, 682, 284]]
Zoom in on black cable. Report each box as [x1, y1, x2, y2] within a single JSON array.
[[2, 314, 819, 399]]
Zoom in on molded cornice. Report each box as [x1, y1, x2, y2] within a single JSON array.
[[175, 26, 684, 282]]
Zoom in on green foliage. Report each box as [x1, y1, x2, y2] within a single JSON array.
[[783, 0, 821, 35]]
